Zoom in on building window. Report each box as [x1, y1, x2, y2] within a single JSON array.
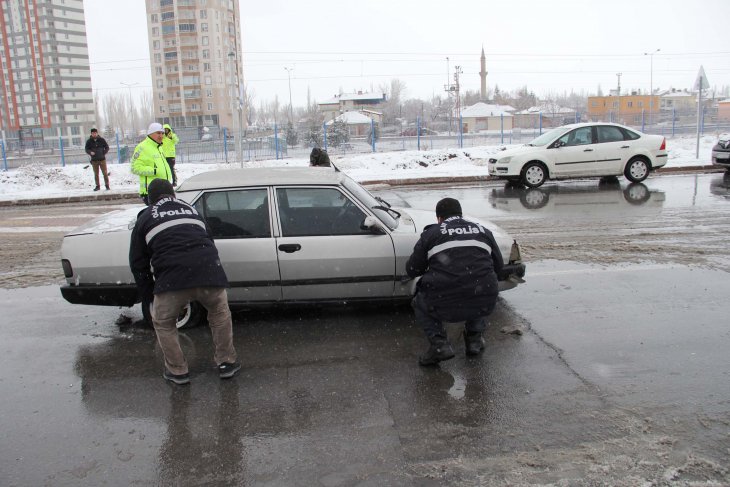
[[203, 62, 211, 72], [205, 76, 212, 85], [164, 51, 178, 60], [202, 49, 210, 59], [153, 40, 160, 50], [162, 25, 175, 34], [152, 27, 159, 36], [638, 101, 643, 108], [151, 14, 158, 22], [202, 36, 209, 46], [178, 23, 196, 33], [157, 79, 164, 88], [155, 67, 163, 75], [160, 0, 173, 6], [154, 53, 161, 63], [200, 9, 207, 18], [207, 103, 213, 110], [201, 23, 208, 31], [627, 101, 633, 108], [206, 89, 213, 97], [161, 11, 174, 21]]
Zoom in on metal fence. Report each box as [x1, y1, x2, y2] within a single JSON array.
[[3, 108, 729, 171]]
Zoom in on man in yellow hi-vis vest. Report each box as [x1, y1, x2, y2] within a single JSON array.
[[131, 122, 173, 205], [161, 123, 179, 186]]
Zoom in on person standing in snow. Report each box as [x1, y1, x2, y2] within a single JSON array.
[[161, 124, 179, 186], [129, 178, 240, 385], [406, 197, 504, 366], [84, 128, 110, 191], [130, 122, 173, 205]]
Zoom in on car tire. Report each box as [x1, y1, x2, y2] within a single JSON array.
[[142, 300, 206, 329], [520, 162, 548, 188], [519, 188, 550, 209], [624, 157, 650, 183]]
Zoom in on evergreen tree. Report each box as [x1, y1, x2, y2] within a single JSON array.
[[286, 122, 299, 147], [327, 118, 350, 148]]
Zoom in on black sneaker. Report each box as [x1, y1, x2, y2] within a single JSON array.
[[418, 342, 455, 366], [218, 362, 241, 379], [163, 369, 190, 385], [93, 186, 100, 191], [105, 185, 110, 190]]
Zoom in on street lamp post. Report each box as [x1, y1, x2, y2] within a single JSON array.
[[120, 82, 138, 137], [644, 48, 660, 127], [284, 67, 294, 123]]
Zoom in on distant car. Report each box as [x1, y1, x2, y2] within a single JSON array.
[[488, 122, 668, 188], [60, 168, 526, 328], [711, 133, 730, 171]]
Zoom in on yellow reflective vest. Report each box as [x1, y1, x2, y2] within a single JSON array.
[[130, 136, 172, 196], [161, 124, 179, 158]]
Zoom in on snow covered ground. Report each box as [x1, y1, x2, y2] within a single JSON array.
[[0, 134, 720, 203]]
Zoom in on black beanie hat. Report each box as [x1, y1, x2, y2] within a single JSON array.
[[147, 178, 175, 204], [435, 197, 462, 219]]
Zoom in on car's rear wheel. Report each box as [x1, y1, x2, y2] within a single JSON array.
[[625, 157, 650, 183], [142, 300, 206, 329], [623, 183, 651, 204], [521, 162, 548, 188]]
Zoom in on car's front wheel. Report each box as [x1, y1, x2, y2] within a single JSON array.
[[624, 157, 650, 183], [521, 162, 548, 188]]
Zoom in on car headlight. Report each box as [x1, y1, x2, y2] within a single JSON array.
[[499, 156, 512, 164]]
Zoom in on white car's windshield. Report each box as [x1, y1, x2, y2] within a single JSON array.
[[342, 176, 399, 230], [528, 126, 572, 146]]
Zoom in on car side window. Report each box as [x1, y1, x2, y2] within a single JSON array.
[[276, 187, 368, 237], [597, 126, 626, 143], [193, 189, 270, 239], [557, 127, 593, 147]]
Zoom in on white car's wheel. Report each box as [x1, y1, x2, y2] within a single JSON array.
[[625, 157, 650, 183], [176, 302, 205, 329], [521, 162, 547, 188], [520, 188, 550, 209]]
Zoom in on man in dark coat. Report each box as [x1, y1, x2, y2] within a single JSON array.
[[129, 179, 240, 384], [309, 147, 331, 167], [406, 197, 504, 366], [84, 128, 110, 191]]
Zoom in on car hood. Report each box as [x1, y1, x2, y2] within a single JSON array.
[[398, 208, 516, 259], [64, 207, 142, 237], [494, 144, 547, 159]]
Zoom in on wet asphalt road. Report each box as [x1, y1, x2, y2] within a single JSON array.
[[1, 173, 729, 486]]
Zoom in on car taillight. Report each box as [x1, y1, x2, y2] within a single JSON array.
[[660, 138, 666, 150]]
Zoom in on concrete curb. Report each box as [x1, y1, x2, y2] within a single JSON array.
[[0, 165, 725, 207]]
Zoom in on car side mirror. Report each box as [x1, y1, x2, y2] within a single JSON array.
[[361, 216, 386, 234], [553, 140, 565, 148]]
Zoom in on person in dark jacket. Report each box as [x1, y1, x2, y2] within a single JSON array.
[[129, 179, 240, 384], [406, 197, 504, 366], [309, 147, 331, 167], [84, 128, 110, 191]]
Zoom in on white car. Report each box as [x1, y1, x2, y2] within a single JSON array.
[[488, 123, 668, 188], [60, 168, 526, 328]]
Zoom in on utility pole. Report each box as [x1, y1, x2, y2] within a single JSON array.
[[444, 66, 463, 146], [284, 67, 294, 123], [616, 73, 622, 123], [644, 48, 660, 127]]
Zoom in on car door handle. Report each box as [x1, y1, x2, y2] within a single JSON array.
[[583, 148, 593, 152], [621, 145, 630, 148], [278, 244, 301, 253]]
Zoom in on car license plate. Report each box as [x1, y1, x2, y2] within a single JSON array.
[[716, 152, 730, 160]]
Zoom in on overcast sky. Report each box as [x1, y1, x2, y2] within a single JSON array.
[[84, 0, 729, 107]]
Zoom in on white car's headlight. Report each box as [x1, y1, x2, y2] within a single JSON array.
[[499, 156, 512, 164]]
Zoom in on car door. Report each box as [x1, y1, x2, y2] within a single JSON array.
[[193, 188, 282, 303], [549, 126, 597, 177], [594, 125, 631, 175], [274, 186, 396, 302]]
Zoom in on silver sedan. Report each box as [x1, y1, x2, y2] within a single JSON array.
[[61, 168, 526, 327]]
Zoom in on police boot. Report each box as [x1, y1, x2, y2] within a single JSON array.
[[418, 339, 455, 366], [464, 332, 485, 356]]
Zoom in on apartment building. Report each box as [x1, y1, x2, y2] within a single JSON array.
[[0, 0, 95, 148], [145, 0, 243, 134]]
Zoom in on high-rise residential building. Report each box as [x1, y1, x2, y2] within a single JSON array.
[[145, 0, 243, 134], [0, 0, 95, 148]]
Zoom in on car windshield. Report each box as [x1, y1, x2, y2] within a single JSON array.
[[342, 175, 399, 230], [528, 126, 572, 146]]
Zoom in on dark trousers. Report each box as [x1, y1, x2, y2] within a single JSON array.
[[91, 159, 109, 188], [166, 157, 177, 185], [412, 292, 496, 342]]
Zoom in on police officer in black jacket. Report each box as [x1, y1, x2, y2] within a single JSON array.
[[129, 179, 240, 384], [406, 197, 504, 366]]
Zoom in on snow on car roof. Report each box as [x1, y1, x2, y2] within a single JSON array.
[[177, 167, 345, 191]]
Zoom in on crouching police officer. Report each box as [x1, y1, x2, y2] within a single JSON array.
[[406, 197, 504, 366], [129, 179, 240, 384]]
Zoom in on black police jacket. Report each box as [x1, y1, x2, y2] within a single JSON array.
[[129, 197, 228, 297], [406, 215, 504, 314]]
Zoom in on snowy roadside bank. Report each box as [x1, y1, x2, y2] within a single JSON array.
[[0, 135, 720, 205]]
